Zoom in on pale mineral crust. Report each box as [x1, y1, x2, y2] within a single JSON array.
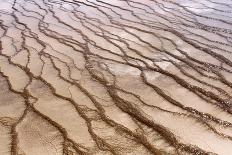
[[0, 0, 232, 155]]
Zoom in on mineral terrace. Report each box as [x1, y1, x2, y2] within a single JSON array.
[[0, 0, 232, 155]]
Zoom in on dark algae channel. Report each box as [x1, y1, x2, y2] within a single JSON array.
[[0, 0, 232, 154]]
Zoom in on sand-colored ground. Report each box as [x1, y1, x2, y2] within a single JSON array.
[[0, 0, 232, 154]]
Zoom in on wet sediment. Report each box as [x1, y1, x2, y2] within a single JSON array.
[[0, 0, 232, 154]]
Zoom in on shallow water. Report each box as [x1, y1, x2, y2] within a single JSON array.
[[0, 0, 232, 154]]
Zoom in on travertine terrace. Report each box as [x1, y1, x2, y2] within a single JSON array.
[[0, 0, 232, 154]]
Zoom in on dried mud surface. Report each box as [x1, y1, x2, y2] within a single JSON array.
[[0, 0, 232, 154]]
